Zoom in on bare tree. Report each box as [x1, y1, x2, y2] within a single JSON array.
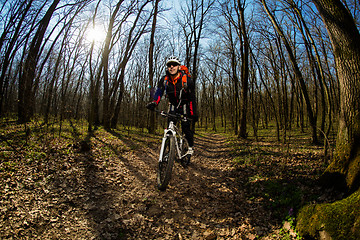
[[110, 0, 152, 128], [87, 0, 102, 132], [312, 0, 360, 191], [285, 0, 332, 148], [261, 0, 318, 143], [147, 0, 160, 134], [296, 0, 360, 237], [0, 0, 34, 116], [102, 0, 125, 130], [178, 0, 215, 83], [18, 0, 60, 123]]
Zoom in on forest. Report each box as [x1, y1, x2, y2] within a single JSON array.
[[1, 0, 360, 239]]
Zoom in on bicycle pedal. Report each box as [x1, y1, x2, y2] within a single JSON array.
[[181, 156, 191, 167]]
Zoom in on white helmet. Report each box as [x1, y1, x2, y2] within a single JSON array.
[[166, 56, 181, 66]]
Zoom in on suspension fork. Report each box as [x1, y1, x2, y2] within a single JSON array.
[[171, 122, 182, 159], [159, 122, 176, 162]]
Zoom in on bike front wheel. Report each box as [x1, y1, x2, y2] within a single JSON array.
[[157, 135, 175, 190]]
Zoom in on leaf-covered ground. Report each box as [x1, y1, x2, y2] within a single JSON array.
[[1, 120, 340, 239]]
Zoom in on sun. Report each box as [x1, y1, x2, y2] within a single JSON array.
[[86, 25, 106, 44]]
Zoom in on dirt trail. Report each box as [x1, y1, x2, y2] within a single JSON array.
[[1, 131, 281, 240], [88, 132, 274, 239]]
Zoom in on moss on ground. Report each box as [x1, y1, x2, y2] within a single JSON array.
[[296, 190, 360, 239]]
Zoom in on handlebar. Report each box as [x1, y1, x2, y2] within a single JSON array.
[[152, 109, 191, 122]]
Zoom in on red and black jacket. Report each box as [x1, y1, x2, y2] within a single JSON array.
[[153, 71, 197, 117]]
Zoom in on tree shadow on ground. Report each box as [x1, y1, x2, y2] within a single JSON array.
[[162, 133, 336, 238], [48, 126, 336, 239], [82, 152, 126, 239], [76, 128, 161, 239], [55, 124, 128, 239]]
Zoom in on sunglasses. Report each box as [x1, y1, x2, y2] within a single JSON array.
[[167, 63, 179, 67]]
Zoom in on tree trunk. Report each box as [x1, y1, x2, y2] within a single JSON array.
[[291, 0, 332, 144], [147, 0, 159, 134], [110, 0, 152, 129], [238, 2, 249, 139], [297, 0, 360, 238], [227, 23, 239, 135], [102, 1, 123, 130], [18, 0, 60, 123], [261, 0, 318, 143], [311, 0, 360, 191], [111, 69, 125, 128], [0, 0, 34, 116]]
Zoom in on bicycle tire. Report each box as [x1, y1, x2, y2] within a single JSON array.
[[157, 135, 175, 190], [181, 137, 191, 167]]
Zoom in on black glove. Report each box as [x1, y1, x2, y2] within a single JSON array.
[[146, 102, 157, 110]]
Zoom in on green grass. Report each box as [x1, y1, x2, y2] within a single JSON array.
[[0, 161, 18, 172], [0, 116, 335, 239], [221, 120, 331, 239]]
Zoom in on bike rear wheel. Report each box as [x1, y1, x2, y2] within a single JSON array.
[[157, 135, 175, 190]]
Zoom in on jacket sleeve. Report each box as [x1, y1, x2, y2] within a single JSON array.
[[153, 76, 165, 105], [187, 77, 197, 117]]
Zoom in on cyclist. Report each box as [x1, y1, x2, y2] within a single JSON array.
[[147, 56, 197, 156]]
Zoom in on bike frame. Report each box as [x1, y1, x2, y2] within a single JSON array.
[[158, 113, 188, 162], [150, 108, 192, 190]]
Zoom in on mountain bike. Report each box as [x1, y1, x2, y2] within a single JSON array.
[[154, 110, 191, 190]]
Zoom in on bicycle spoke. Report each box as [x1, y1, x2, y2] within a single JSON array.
[[157, 136, 175, 190]]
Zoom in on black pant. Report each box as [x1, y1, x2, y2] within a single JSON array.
[[181, 120, 194, 147], [168, 106, 194, 147]]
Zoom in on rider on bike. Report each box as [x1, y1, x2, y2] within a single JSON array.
[[147, 56, 197, 156]]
